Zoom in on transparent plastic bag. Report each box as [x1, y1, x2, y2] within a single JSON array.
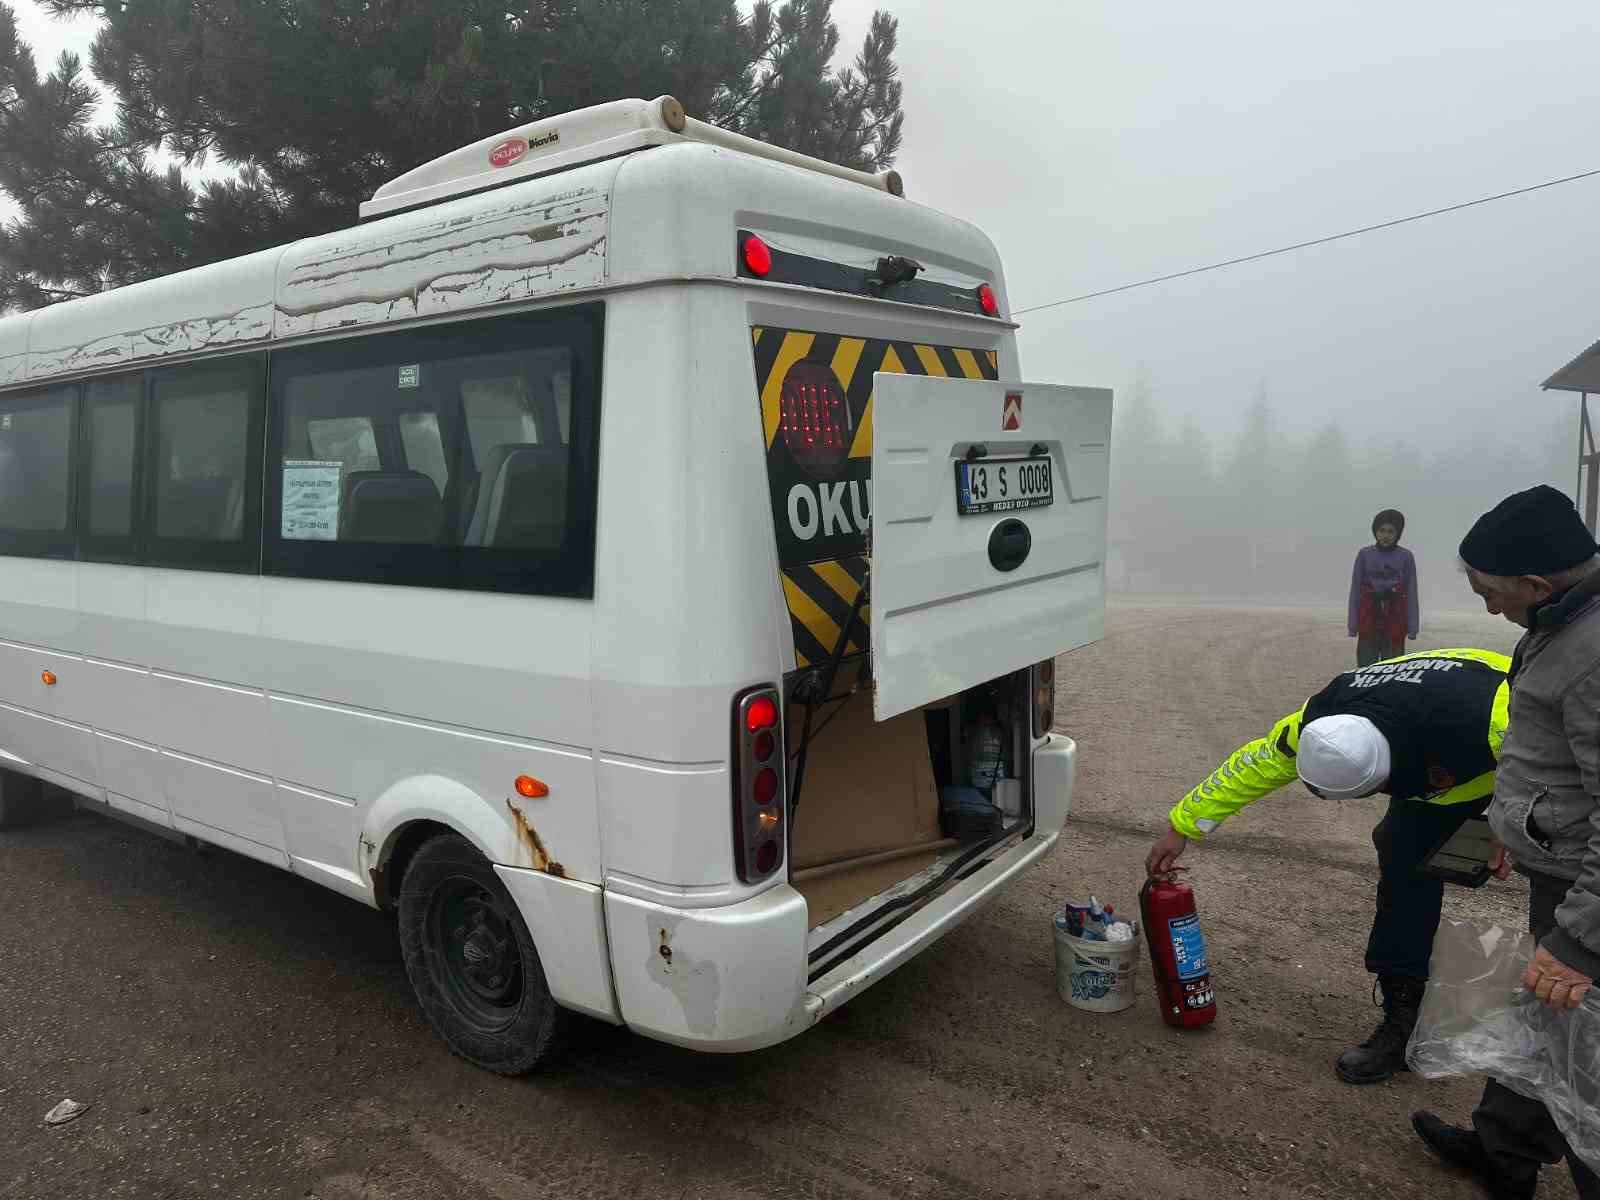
[[1408, 917, 1600, 1173]]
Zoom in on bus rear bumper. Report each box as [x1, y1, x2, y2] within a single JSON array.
[[603, 734, 1075, 1051], [603, 884, 814, 1052]]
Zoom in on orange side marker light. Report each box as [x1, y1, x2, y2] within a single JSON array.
[[514, 775, 548, 799], [40, 670, 56, 686]]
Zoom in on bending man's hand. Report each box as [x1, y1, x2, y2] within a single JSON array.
[[1487, 841, 1513, 881], [1522, 945, 1594, 1011], [1146, 826, 1190, 877]]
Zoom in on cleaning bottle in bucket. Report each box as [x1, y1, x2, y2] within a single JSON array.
[[1140, 874, 1217, 1028]]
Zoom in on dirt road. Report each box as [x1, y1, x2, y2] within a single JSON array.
[[0, 602, 1573, 1200]]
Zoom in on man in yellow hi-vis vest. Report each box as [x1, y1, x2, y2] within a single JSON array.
[[1145, 647, 1511, 1085]]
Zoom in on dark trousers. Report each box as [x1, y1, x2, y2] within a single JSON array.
[[1357, 633, 1405, 667], [1365, 796, 1491, 979], [1471, 870, 1600, 1198]]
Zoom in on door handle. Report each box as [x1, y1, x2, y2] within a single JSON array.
[[988, 519, 1033, 573]]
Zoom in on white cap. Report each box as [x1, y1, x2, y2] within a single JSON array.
[[1298, 715, 1391, 800]]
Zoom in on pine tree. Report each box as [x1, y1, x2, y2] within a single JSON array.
[[0, 0, 904, 309]]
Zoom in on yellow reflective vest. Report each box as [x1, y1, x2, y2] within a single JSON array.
[[1169, 648, 1512, 840]]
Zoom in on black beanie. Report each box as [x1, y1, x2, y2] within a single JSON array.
[[1372, 509, 1405, 539], [1459, 486, 1598, 577]]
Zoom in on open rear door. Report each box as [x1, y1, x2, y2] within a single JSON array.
[[870, 376, 1111, 722]]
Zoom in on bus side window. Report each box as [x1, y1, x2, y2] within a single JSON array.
[[552, 365, 573, 444], [264, 304, 602, 597], [307, 417, 380, 473], [84, 375, 141, 539], [0, 388, 74, 540], [461, 377, 542, 459], [156, 392, 246, 539], [148, 357, 264, 561], [399, 412, 450, 497]]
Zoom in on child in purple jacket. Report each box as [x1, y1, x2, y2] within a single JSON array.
[[1349, 509, 1418, 666]]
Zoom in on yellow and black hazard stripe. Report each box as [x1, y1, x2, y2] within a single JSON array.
[[751, 326, 999, 669], [782, 555, 869, 669]]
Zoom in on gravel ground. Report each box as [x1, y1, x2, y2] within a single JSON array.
[[0, 600, 1579, 1200]]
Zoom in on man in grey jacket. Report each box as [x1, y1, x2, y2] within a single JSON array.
[[1412, 485, 1600, 1200]]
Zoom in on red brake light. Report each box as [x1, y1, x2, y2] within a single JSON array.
[[746, 694, 779, 733], [978, 283, 999, 316], [743, 234, 773, 277], [779, 362, 852, 479], [734, 687, 786, 885]]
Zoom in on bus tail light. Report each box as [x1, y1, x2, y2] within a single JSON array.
[[742, 233, 773, 277], [733, 686, 785, 884], [1031, 659, 1056, 737]]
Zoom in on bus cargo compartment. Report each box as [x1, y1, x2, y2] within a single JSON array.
[[869, 375, 1110, 722]]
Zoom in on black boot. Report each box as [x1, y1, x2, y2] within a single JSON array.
[[1336, 974, 1424, 1084], [1411, 1112, 1535, 1200]]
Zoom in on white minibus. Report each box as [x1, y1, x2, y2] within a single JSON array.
[[0, 97, 1110, 1072]]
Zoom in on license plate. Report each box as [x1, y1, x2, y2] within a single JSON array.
[[955, 456, 1054, 515]]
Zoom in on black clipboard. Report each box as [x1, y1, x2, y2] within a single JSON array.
[[1417, 815, 1494, 888]]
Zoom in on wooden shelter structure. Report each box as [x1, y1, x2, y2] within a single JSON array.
[[1545, 339, 1600, 534]]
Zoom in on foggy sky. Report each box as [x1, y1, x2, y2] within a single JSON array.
[[9, 1, 1599, 609], [827, 0, 1598, 441]]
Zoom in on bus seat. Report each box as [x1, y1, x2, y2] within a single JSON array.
[[465, 445, 568, 549], [447, 470, 482, 544], [341, 471, 444, 544]]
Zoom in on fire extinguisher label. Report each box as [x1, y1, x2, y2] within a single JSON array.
[[1168, 913, 1210, 980]]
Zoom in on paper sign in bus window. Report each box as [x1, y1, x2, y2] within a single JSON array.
[[282, 460, 342, 541]]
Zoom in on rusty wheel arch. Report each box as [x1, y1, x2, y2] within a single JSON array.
[[372, 819, 456, 910]]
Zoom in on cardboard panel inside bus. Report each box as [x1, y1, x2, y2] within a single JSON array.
[[788, 700, 943, 928]]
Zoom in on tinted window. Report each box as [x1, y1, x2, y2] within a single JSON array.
[[144, 356, 265, 571], [462, 375, 546, 460], [84, 376, 140, 538], [153, 363, 254, 542], [399, 413, 450, 497], [0, 389, 74, 534], [265, 305, 603, 596], [308, 417, 380, 471]]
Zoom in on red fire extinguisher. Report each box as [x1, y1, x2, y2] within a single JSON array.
[[1140, 875, 1217, 1029]]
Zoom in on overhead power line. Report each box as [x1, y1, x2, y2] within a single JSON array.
[[1012, 166, 1600, 316]]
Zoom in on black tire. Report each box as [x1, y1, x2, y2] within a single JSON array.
[[396, 833, 569, 1074], [0, 771, 44, 830]]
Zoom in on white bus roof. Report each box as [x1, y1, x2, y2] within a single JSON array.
[[0, 98, 1006, 388], [362, 95, 904, 221]]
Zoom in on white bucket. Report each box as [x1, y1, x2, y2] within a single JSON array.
[[1055, 924, 1139, 1013]]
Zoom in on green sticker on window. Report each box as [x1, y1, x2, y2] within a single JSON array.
[[398, 365, 420, 389]]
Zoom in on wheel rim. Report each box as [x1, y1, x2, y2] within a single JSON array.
[[426, 873, 525, 1034]]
